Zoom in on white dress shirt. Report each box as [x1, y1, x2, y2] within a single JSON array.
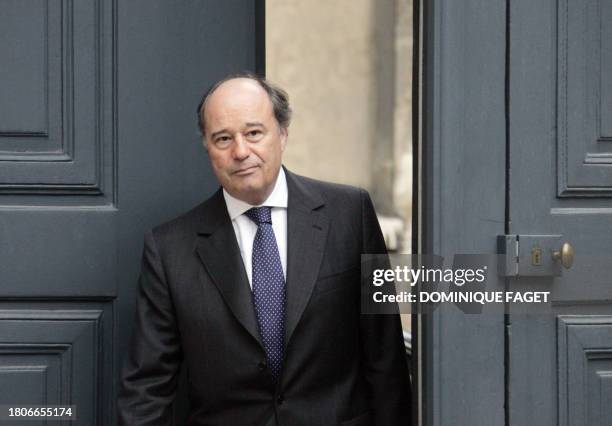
[[223, 167, 288, 289]]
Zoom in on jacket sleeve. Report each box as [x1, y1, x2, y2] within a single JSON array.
[[358, 189, 412, 425], [117, 230, 183, 426]]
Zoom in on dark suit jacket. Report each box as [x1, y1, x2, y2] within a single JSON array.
[[118, 169, 411, 425]]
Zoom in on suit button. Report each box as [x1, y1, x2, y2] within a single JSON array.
[[277, 395, 284, 405], [257, 361, 267, 371]]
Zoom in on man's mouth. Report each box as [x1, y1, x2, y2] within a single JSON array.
[[233, 165, 259, 176]]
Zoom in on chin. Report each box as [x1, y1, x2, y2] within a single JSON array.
[[231, 185, 263, 202]]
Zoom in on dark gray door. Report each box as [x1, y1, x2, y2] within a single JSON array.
[[0, 1, 262, 424], [509, 0, 612, 424]]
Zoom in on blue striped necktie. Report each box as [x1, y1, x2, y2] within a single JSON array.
[[245, 207, 286, 380]]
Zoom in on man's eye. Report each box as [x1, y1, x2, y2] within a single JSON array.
[[214, 136, 232, 147], [247, 130, 262, 138]]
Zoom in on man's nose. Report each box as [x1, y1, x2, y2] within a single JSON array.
[[232, 134, 250, 160]]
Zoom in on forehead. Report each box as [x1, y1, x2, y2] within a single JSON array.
[[204, 79, 274, 126]]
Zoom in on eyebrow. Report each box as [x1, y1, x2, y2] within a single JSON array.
[[245, 122, 264, 128], [210, 129, 229, 140]]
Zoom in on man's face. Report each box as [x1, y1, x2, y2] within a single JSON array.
[[203, 78, 288, 205]]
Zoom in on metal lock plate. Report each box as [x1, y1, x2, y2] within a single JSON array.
[[498, 235, 562, 277]]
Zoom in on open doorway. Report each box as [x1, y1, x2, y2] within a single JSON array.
[[266, 0, 419, 423]]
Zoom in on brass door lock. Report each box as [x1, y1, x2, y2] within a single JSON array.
[[498, 235, 573, 277], [552, 242, 574, 269]]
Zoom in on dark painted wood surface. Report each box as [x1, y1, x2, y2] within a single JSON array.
[[0, 1, 261, 424], [422, 1, 506, 425], [509, 0, 612, 424]]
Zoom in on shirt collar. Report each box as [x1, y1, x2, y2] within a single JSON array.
[[223, 167, 288, 220]]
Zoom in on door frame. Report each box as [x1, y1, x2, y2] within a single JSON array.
[[418, 0, 508, 425]]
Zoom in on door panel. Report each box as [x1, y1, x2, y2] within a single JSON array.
[[509, 0, 612, 425], [557, 0, 612, 195], [0, 1, 261, 424]]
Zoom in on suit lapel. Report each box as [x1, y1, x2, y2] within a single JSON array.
[[194, 189, 263, 349], [284, 170, 329, 350], [193, 171, 329, 353]]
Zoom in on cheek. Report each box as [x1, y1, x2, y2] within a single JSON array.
[[259, 145, 282, 164], [209, 153, 229, 171]]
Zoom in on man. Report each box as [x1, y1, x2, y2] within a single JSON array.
[[118, 73, 411, 425]]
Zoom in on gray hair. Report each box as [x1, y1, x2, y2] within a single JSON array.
[[197, 72, 292, 137]]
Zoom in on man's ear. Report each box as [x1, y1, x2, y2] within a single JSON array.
[[280, 127, 289, 151]]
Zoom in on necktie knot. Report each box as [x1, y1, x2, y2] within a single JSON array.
[[245, 207, 272, 225]]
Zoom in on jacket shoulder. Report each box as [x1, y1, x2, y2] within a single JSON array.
[[149, 190, 220, 243], [290, 172, 367, 205]]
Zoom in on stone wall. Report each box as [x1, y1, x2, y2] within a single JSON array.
[[267, 1, 414, 330]]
